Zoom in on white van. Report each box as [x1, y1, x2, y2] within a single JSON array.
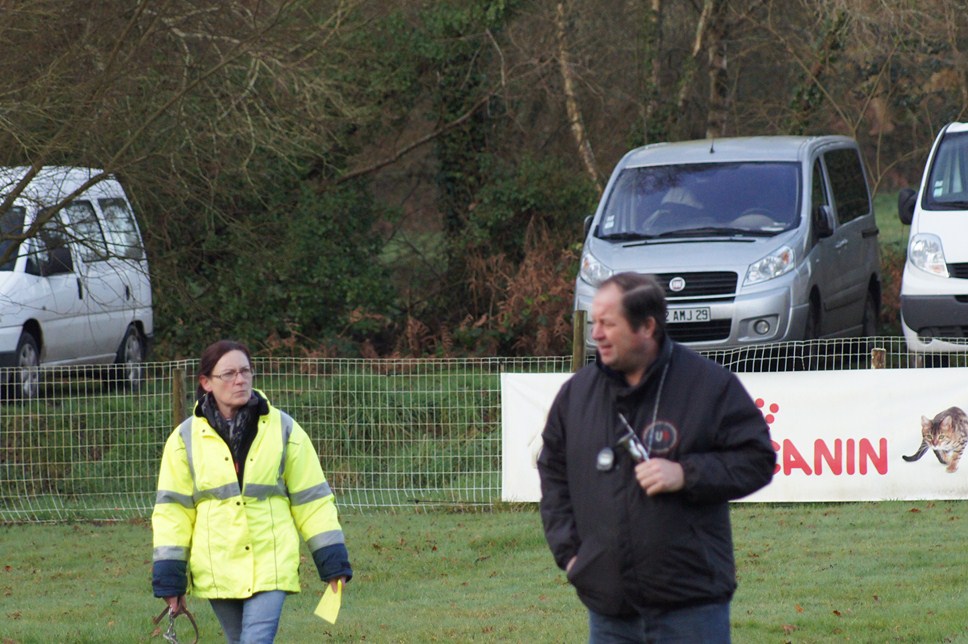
[[0, 166, 153, 397], [575, 136, 882, 352], [897, 122, 968, 353]]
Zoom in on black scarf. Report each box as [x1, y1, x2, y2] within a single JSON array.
[[199, 391, 263, 482]]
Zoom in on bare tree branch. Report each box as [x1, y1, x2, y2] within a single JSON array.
[[336, 88, 500, 185]]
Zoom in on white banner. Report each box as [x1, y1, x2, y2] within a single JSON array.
[[500, 368, 968, 503]]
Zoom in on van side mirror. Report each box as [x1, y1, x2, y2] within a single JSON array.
[[897, 188, 917, 225], [43, 245, 73, 276], [814, 204, 834, 238], [583, 215, 593, 239]]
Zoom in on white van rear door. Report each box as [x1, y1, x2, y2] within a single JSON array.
[[97, 196, 150, 311], [64, 201, 127, 361]]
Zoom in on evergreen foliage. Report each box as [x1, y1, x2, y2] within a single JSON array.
[[0, 1, 959, 358]]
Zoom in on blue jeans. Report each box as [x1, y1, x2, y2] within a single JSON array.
[[209, 590, 287, 644], [588, 601, 730, 644]]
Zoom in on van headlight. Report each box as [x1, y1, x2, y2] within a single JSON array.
[[908, 233, 949, 277], [579, 249, 612, 287], [744, 245, 795, 285]]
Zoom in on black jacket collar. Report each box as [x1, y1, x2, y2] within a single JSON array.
[[595, 336, 674, 393]]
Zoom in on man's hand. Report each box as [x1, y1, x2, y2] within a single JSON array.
[[634, 458, 684, 496]]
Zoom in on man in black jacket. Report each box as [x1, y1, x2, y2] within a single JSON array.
[[538, 272, 775, 642]]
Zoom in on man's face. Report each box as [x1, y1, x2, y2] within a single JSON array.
[[590, 283, 654, 377]]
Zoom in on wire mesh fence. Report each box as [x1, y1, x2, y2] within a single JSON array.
[[1, 337, 965, 523], [0, 356, 570, 522]]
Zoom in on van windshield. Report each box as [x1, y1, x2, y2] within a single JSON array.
[[596, 162, 800, 240], [925, 131, 968, 210], [0, 207, 25, 271]]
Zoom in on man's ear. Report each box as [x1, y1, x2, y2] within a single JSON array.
[[639, 316, 658, 339]]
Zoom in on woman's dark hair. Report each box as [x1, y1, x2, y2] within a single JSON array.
[[196, 339, 253, 399], [600, 272, 667, 342]]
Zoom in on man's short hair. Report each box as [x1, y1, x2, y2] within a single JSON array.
[[600, 272, 667, 340]]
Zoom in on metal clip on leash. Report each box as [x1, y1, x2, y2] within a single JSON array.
[[153, 605, 200, 644], [617, 412, 649, 463]]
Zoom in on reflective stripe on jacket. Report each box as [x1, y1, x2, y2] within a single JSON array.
[[152, 397, 346, 599]]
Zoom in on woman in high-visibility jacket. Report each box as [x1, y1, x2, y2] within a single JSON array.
[[152, 340, 352, 643]]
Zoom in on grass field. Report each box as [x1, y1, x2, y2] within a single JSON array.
[[2, 502, 967, 643], [0, 192, 944, 644]]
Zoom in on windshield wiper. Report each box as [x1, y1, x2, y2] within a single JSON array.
[[597, 231, 656, 241], [651, 226, 774, 238], [599, 227, 777, 242]]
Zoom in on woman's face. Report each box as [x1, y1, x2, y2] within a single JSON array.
[[200, 349, 253, 417]]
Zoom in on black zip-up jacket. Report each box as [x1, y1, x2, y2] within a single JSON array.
[[537, 339, 776, 616]]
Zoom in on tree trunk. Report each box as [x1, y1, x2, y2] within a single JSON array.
[[786, 9, 848, 134], [676, 0, 712, 117], [643, 0, 664, 142], [556, 2, 601, 194], [705, 0, 729, 138]]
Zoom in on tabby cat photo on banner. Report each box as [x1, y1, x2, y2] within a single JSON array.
[[901, 407, 967, 473]]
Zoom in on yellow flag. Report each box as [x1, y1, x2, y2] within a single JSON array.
[[314, 580, 343, 624]]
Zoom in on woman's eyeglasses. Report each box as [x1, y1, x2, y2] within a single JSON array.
[[212, 367, 255, 382]]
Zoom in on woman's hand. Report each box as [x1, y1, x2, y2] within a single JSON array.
[[165, 594, 187, 616]]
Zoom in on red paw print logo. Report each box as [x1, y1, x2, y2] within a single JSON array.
[[755, 398, 779, 426], [756, 399, 782, 474]]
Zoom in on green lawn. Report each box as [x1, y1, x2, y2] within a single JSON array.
[[1, 502, 967, 643], [873, 191, 907, 249], [873, 191, 908, 335]]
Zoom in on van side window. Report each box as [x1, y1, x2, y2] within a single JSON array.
[[98, 198, 144, 260], [824, 148, 871, 223], [810, 160, 829, 245], [0, 206, 25, 272], [65, 200, 109, 262], [24, 236, 43, 275], [37, 219, 74, 276]]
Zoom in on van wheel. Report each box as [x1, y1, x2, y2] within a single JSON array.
[[9, 332, 41, 399], [114, 325, 145, 390]]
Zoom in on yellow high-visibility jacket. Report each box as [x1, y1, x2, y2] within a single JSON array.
[[151, 393, 351, 599]]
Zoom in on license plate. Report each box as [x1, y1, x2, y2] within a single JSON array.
[[667, 307, 710, 323]]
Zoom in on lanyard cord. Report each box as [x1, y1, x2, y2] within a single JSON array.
[[616, 361, 670, 461], [641, 362, 670, 456]]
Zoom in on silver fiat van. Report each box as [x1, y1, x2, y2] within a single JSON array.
[[0, 166, 154, 397], [575, 136, 882, 351], [897, 122, 968, 353]]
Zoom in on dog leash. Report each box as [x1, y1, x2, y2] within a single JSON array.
[[153, 605, 200, 644]]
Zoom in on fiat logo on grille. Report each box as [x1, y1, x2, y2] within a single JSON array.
[[668, 277, 686, 292]]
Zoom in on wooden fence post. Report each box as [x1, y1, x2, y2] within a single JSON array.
[[870, 347, 886, 369], [572, 309, 587, 372], [172, 367, 186, 424]]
